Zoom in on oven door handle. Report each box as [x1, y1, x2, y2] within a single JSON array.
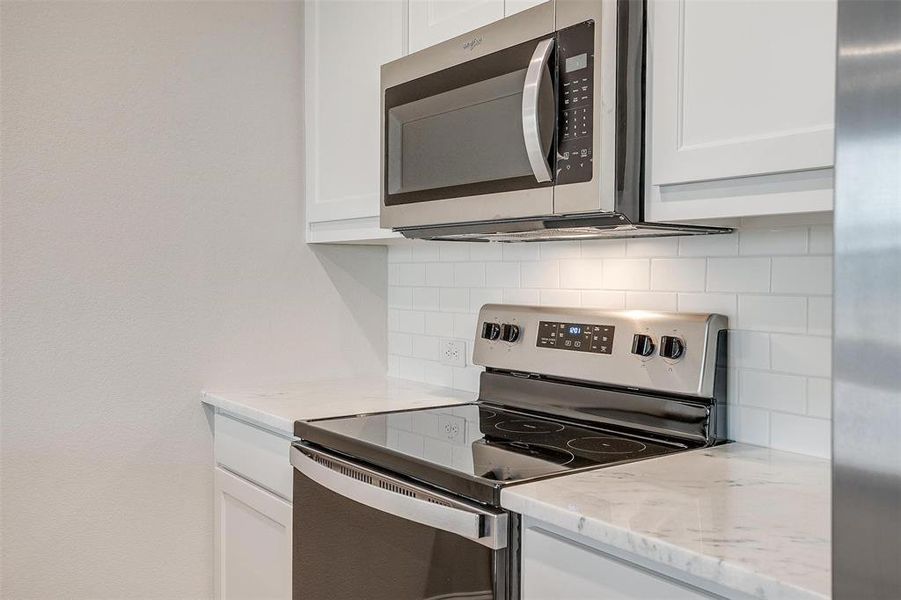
[[290, 445, 508, 550], [522, 37, 555, 183]]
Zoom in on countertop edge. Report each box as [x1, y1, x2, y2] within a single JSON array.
[[201, 391, 296, 435], [501, 461, 830, 600]]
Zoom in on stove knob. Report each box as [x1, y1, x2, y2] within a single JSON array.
[[660, 336, 685, 360], [501, 324, 520, 343], [482, 322, 501, 341], [631, 334, 655, 357]]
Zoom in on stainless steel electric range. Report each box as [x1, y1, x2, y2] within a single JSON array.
[[290, 304, 728, 600]]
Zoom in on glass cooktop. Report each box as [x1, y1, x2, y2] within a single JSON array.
[[295, 403, 685, 504]]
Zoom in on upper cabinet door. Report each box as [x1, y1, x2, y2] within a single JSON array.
[[305, 0, 405, 224], [649, 0, 837, 186], [505, 0, 547, 17], [408, 0, 505, 53]]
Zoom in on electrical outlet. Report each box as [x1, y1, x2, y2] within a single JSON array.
[[439, 414, 466, 445], [440, 338, 466, 367]]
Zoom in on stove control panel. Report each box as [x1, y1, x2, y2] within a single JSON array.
[[537, 321, 614, 354], [473, 304, 727, 398]]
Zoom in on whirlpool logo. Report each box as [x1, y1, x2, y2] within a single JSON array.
[[463, 37, 483, 51]]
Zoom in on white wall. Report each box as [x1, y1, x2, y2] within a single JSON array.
[[387, 225, 833, 458], [1, 2, 386, 598]]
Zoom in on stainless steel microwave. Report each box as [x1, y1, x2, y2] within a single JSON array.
[[380, 0, 730, 241]]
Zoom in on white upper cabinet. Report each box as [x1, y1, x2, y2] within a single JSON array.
[[304, 0, 405, 241], [504, 0, 547, 17], [647, 0, 837, 221], [408, 0, 505, 52]]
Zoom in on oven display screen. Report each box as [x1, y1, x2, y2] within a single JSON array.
[[537, 321, 614, 354]]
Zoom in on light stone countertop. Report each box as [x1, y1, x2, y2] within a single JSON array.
[[202, 376, 474, 435], [501, 443, 831, 600]]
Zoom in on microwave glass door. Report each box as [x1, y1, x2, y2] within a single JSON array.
[[384, 36, 556, 206]]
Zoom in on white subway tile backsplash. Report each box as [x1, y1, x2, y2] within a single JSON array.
[[453, 313, 478, 341], [424, 311, 455, 337], [540, 289, 581, 307], [439, 242, 470, 262], [412, 287, 439, 311], [707, 258, 771, 292], [388, 286, 413, 309], [728, 331, 770, 370], [560, 259, 604, 289], [772, 257, 832, 295], [502, 288, 540, 305], [807, 377, 832, 418], [540, 241, 581, 259], [808, 297, 832, 335], [410, 242, 440, 262], [425, 263, 454, 287], [581, 290, 626, 309], [626, 237, 679, 257], [603, 259, 650, 289], [522, 261, 559, 288], [581, 239, 626, 257], [387, 224, 833, 458], [650, 258, 706, 291], [739, 228, 808, 256], [411, 335, 438, 361], [625, 291, 678, 311], [738, 295, 807, 333], [388, 244, 412, 263], [422, 362, 454, 388], [679, 233, 739, 257], [502, 243, 540, 261], [452, 366, 481, 392], [808, 226, 833, 255], [771, 333, 831, 377], [439, 288, 469, 313], [396, 310, 425, 334], [470, 288, 503, 312], [729, 406, 771, 446], [397, 356, 426, 383], [469, 243, 503, 261], [388, 332, 412, 357], [486, 262, 521, 288], [677, 293, 737, 321], [454, 262, 486, 287], [770, 413, 831, 458], [741, 370, 807, 414], [397, 263, 426, 286]]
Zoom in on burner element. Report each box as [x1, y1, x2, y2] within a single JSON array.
[[495, 419, 565, 434], [567, 436, 647, 455]]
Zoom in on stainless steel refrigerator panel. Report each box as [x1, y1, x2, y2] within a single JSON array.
[[834, 1, 901, 597]]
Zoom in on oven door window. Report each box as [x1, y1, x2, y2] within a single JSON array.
[[385, 36, 556, 206], [294, 469, 505, 599]]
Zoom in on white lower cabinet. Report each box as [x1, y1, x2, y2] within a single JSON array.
[[521, 520, 719, 600], [213, 412, 294, 600], [215, 467, 293, 600]]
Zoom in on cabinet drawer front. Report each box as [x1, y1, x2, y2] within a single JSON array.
[[214, 413, 293, 501], [522, 525, 716, 599]]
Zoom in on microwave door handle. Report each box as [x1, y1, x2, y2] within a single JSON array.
[[290, 445, 508, 550], [522, 37, 555, 183]]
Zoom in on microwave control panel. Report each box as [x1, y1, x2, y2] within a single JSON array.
[[556, 20, 594, 186]]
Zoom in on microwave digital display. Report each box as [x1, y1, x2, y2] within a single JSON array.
[[565, 53, 588, 73]]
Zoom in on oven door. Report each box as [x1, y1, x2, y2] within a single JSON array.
[[380, 4, 557, 230], [290, 444, 514, 600]]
